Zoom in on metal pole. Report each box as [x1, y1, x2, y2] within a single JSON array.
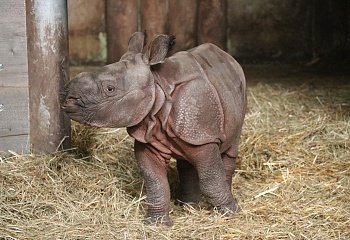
[[26, 0, 71, 153]]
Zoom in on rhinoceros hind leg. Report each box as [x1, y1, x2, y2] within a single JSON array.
[[220, 152, 242, 215], [176, 159, 201, 206], [222, 146, 239, 192], [190, 143, 241, 215]]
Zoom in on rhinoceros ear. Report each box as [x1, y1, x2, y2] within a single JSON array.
[[144, 34, 176, 65], [127, 31, 147, 53]]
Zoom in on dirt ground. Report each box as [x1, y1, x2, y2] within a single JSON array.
[[1, 64, 349, 239]]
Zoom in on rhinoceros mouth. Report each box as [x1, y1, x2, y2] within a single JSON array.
[[61, 97, 86, 112]]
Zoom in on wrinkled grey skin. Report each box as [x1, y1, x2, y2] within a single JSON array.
[[61, 32, 247, 226]]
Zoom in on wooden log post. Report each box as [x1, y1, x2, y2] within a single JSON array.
[[168, 0, 198, 53], [106, 0, 138, 63], [141, 0, 167, 41], [198, 0, 228, 51], [26, 0, 71, 153]]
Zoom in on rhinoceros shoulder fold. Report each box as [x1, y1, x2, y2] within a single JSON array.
[[129, 43, 246, 147], [153, 46, 230, 145]]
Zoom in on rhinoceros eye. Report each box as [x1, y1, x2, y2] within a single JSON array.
[[106, 85, 115, 92]]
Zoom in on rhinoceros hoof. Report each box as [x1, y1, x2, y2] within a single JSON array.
[[216, 201, 242, 216], [143, 215, 173, 227]]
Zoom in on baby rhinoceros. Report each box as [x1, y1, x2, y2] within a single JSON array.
[[61, 32, 247, 226]]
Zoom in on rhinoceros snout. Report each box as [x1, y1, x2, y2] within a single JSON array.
[[62, 95, 85, 107]]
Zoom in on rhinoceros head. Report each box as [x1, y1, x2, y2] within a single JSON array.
[[61, 32, 175, 128]]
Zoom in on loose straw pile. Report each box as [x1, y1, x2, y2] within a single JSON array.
[[1, 65, 349, 239]]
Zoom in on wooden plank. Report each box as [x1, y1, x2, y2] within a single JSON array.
[[26, 0, 71, 153], [0, 87, 29, 154], [0, 0, 29, 153], [141, 0, 167, 41], [106, 0, 138, 63], [198, 0, 228, 51], [67, 0, 106, 65], [168, 0, 198, 53], [0, 0, 28, 87]]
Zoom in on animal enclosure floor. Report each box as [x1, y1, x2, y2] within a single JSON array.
[[1, 64, 349, 239]]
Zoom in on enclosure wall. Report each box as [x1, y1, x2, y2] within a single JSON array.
[[67, 0, 349, 64]]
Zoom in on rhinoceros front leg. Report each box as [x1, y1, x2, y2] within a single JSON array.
[[134, 141, 172, 226], [176, 159, 201, 205], [189, 143, 241, 215]]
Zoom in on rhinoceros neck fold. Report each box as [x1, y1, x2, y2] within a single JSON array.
[[127, 82, 169, 144]]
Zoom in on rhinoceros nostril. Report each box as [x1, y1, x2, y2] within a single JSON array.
[[75, 98, 86, 107]]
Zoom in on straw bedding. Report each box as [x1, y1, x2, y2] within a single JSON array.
[[1, 65, 349, 239]]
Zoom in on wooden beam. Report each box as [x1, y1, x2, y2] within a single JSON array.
[[106, 0, 138, 63], [141, 0, 167, 41], [198, 0, 228, 51], [168, 0, 198, 53], [26, 0, 71, 153]]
